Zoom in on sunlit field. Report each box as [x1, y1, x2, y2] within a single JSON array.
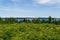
[[0, 22, 60, 40]]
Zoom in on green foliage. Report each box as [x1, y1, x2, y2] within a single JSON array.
[[32, 18, 41, 23], [48, 16, 52, 23], [3, 18, 18, 24], [0, 16, 60, 40], [41, 19, 47, 23], [0, 23, 60, 40], [0, 16, 60, 24]]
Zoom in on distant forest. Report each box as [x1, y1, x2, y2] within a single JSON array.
[[0, 16, 60, 24]]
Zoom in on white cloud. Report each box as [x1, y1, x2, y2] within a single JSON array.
[[36, 0, 51, 4], [33, 0, 60, 4]]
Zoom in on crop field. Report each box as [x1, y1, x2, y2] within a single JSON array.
[[0, 22, 60, 40]]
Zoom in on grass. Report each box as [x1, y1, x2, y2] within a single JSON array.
[[0, 23, 60, 40]]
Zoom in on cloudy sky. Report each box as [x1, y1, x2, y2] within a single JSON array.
[[0, 0, 60, 17]]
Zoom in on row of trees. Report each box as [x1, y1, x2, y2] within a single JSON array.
[[20, 16, 60, 24], [0, 16, 60, 24]]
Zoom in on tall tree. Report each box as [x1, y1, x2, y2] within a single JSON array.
[[48, 16, 52, 23], [22, 18, 31, 23]]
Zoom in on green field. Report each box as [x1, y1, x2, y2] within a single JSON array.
[[0, 22, 60, 40]]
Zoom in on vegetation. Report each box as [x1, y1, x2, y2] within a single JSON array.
[[0, 16, 59, 24], [48, 16, 52, 23], [0, 16, 60, 40], [0, 23, 60, 40]]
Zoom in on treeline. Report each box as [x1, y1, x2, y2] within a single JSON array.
[[0, 16, 60, 24]]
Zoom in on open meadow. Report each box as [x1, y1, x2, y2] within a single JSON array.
[[0, 23, 60, 40], [0, 0, 60, 40]]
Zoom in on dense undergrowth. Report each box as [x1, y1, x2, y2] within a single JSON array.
[[0, 23, 60, 40]]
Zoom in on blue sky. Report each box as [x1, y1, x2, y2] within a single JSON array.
[[0, 0, 60, 17]]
